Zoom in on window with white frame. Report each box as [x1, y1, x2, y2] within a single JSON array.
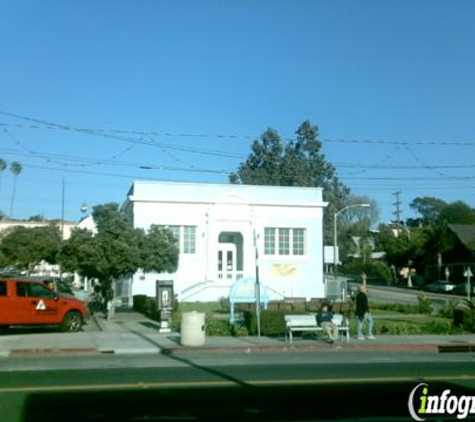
[[264, 227, 306, 256], [278, 228, 290, 255], [160, 225, 196, 254], [292, 228, 305, 256], [264, 228, 275, 255], [183, 226, 196, 254], [168, 225, 180, 246]]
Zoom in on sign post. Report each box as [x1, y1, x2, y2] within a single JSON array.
[[253, 228, 261, 339], [464, 267, 473, 300]]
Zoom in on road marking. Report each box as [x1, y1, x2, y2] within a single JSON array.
[[1, 374, 475, 394]]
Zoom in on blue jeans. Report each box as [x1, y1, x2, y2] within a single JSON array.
[[357, 313, 373, 338]]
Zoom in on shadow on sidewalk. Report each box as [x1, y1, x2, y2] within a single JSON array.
[[121, 325, 253, 388]]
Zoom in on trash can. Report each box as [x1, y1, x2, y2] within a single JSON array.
[[180, 311, 205, 346]]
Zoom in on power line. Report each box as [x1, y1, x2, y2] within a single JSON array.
[[2, 126, 475, 174], [1, 109, 475, 146]]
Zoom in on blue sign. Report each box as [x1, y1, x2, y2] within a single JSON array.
[[229, 277, 269, 322]]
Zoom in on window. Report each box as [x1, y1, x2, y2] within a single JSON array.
[[29, 283, 53, 299], [161, 225, 196, 254], [168, 225, 180, 246], [264, 228, 275, 255], [293, 228, 305, 255], [183, 226, 196, 254], [264, 228, 306, 256], [16, 283, 28, 297], [0, 281, 6, 296], [278, 228, 290, 255]]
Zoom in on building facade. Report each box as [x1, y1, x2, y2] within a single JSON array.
[[121, 181, 327, 303]]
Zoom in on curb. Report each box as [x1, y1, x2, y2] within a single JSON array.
[[161, 342, 443, 354], [91, 313, 104, 332], [9, 348, 99, 357]]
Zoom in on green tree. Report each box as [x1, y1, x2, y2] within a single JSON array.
[[28, 214, 45, 222], [139, 225, 179, 273], [377, 224, 413, 269], [410, 197, 447, 225], [0, 225, 62, 273], [59, 203, 179, 293], [9, 161, 22, 218], [230, 121, 350, 242], [438, 200, 475, 225], [405, 198, 475, 271]]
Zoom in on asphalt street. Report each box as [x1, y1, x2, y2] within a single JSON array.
[[1, 350, 475, 422]]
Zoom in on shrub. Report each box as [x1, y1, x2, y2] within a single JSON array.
[[453, 300, 475, 332], [231, 323, 249, 337], [370, 302, 419, 314], [421, 319, 462, 335], [133, 295, 160, 320], [133, 295, 147, 313], [460, 309, 475, 332], [341, 261, 393, 283], [438, 300, 458, 319], [417, 294, 433, 314], [243, 309, 302, 336], [205, 318, 232, 336]]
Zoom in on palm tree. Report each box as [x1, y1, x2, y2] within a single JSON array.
[[9, 161, 22, 218], [0, 158, 6, 213]]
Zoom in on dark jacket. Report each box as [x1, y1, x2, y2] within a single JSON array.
[[355, 291, 369, 319], [316, 310, 333, 326]]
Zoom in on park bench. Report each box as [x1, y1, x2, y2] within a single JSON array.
[[284, 313, 350, 344]]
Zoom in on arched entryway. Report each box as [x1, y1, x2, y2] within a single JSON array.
[[217, 232, 244, 281]]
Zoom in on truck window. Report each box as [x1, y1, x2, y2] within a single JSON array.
[[16, 283, 28, 297], [29, 283, 53, 299], [0, 281, 6, 296]]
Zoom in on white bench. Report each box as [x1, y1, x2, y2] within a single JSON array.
[[284, 314, 350, 344]]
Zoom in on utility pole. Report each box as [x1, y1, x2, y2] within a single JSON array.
[[392, 190, 402, 225], [58, 177, 65, 284], [61, 177, 65, 239]]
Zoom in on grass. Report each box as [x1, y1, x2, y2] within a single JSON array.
[[177, 301, 222, 314]]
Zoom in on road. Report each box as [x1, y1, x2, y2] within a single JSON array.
[[1, 350, 475, 421], [350, 282, 465, 307]]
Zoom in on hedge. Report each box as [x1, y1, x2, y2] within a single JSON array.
[[243, 309, 304, 336], [454, 307, 475, 332]]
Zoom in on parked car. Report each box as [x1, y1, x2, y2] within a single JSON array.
[[0, 277, 88, 332], [425, 280, 457, 293], [452, 282, 473, 296]]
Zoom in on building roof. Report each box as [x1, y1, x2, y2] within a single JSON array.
[[126, 180, 327, 208], [448, 224, 475, 252]]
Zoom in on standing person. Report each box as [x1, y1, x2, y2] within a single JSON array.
[[316, 303, 339, 344], [355, 285, 375, 340]]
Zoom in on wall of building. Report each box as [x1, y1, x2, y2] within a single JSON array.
[[125, 181, 327, 302]]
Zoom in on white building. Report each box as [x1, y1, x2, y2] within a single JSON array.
[[121, 181, 327, 303]]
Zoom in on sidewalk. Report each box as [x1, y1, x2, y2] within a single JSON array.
[[1, 310, 475, 357]]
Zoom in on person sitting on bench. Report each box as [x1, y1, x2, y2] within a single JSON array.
[[316, 303, 339, 344]]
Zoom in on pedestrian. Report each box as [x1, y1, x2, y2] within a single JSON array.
[[355, 285, 375, 340], [316, 302, 339, 344]]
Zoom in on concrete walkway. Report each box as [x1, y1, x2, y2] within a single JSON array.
[[1, 310, 475, 357]]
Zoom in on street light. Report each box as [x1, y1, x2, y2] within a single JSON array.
[[333, 203, 371, 273]]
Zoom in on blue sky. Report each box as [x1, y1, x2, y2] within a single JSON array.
[[0, 0, 474, 224]]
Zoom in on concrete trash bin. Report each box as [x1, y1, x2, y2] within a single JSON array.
[[180, 311, 205, 346]]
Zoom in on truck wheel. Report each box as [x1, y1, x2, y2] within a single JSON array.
[[61, 311, 83, 332]]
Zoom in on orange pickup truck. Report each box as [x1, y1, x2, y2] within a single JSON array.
[[0, 277, 88, 332]]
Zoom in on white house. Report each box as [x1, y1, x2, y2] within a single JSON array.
[[121, 180, 327, 303]]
